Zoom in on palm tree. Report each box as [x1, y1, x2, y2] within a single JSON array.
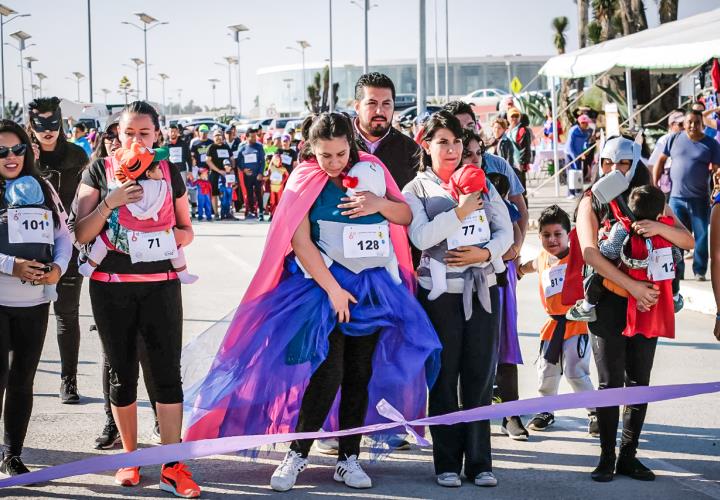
[[552, 16, 569, 54], [592, 0, 618, 41], [587, 21, 603, 44], [656, 0, 678, 23]]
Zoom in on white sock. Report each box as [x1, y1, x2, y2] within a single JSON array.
[[177, 269, 199, 284], [78, 261, 96, 278], [427, 259, 448, 301], [580, 299, 596, 312]]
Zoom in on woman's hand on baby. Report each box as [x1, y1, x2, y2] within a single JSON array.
[[105, 179, 143, 209], [445, 246, 490, 266], [456, 191, 484, 220], [37, 263, 62, 285], [12, 258, 47, 282], [632, 219, 663, 238], [630, 281, 660, 311], [339, 191, 384, 219]]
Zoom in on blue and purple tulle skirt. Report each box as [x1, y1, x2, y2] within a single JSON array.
[[182, 257, 441, 443]]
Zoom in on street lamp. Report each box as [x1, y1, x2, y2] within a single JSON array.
[[122, 12, 168, 100], [23, 55, 36, 98], [35, 72, 46, 97], [9, 30, 30, 114], [350, 1, 378, 74], [99, 87, 110, 104], [282, 78, 294, 114], [215, 56, 237, 116], [208, 78, 219, 110], [444, 0, 449, 102], [158, 72, 169, 119], [123, 58, 144, 99], [68, 71, 85, 101], [228, 24, 249, 117], [417, 0, 427, 118], [286, 40, 310, 109], [0, 5, 30, 117], [176, 88, 182, 112]]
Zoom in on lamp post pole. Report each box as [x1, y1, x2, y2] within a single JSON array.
[[417, 0, 426, 118], [0, 6, 30, 117], [328, 0, 334, 112], [122, 13, 167, 101], [228, 24, 249, 117]]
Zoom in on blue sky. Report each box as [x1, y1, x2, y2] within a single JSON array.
[[5, 0, 719, 113]]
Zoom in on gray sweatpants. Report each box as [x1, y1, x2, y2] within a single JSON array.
[[537, 334, 595, 413]]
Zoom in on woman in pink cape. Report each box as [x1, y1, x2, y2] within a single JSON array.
[[182, 113, 441, 492]]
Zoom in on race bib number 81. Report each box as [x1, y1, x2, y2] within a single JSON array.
[[342, 225, 390, 258], [8, 208, 54, 244], [128, 229, 178, 263]]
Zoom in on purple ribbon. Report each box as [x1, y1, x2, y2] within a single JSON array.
[[1, 381, 718, 489]]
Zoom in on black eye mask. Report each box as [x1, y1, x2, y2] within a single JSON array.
[[30, 109, 62, 132]]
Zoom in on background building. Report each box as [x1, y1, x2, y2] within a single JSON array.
[[256, 54, 550, 116]]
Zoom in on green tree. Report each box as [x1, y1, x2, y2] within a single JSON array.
[[306, 66, 339, 113], [3, 101, 22, 122], [118, 76, 132, 105]]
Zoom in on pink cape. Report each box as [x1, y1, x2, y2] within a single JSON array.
[[184, 151, 415, 440]]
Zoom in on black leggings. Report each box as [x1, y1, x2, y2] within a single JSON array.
[[0, 302, 50, 457], [90, 280, 183, 407], [101, 344, 157, 419], [290, 329, 379, 460], [495, 363, 519, 403], [54, 271, 83, 378], [243, 175, 263, 214], [419, 287, 500, 480], [589, 292, 658, 456]]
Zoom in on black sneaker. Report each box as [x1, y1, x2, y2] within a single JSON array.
[[151, 419, 162, 444], [95, 417, 121, 450], [501, 416, 529, 441], [528, 412, 555, 431], [591, 452, 616, 482], [588, 412, 600, 437], [60, 375, 80, 404], [0, 455, 30, 476], [616, 454, 655, 481], [673, 294, 684, 313]]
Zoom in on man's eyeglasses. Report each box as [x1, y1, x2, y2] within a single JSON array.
[[0, 143, 27, 159]]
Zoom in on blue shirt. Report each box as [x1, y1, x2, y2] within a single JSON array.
[[309, 181, 384, 243], [663, 132, 720, 199], [480, 153, 525, 196], [566, 124, 589, 161], [237, 142, 266, 176], [73, 136, 92, 157]]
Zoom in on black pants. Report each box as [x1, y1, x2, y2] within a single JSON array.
[[0, 303, 50, 457], [585, 273, 607, 306], [101, 343, 157, 419], [589, 292, 658, 456], [495, 363, 519, 403], [290, 329, 379, 459], [244, 175, 263, 215], [54, 269, 83, 378], [419, 287, 500, 479], [90, 280, 183, 407]]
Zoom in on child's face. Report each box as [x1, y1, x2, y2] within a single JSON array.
[[272, 155, 282, 167], [224, 165, 232, 172], [146, 165, 163, 180], [539, 223, 569, 256], [200, 171, 208, 180]]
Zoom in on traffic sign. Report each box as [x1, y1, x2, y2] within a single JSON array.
[[510, 77, 523, 94]]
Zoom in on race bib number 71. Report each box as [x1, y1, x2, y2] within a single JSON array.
[[128, 229, 178, 263]]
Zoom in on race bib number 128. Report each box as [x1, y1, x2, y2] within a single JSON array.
[[342, 225, 390, 258]]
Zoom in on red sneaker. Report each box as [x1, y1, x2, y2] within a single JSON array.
[[115, 466, 140, 486], [160, 462, 201, 498]]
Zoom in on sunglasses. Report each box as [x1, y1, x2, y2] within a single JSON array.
[[104, 132, 120, 142], [0, 143, 27, 159]]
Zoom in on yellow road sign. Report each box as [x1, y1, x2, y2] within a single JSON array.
[[510, 77, 523, 94]]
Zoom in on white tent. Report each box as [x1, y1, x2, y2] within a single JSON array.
[[539, 8, 720, 78]]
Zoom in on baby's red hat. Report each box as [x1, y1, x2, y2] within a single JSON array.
[[448, 164, 488, 200]]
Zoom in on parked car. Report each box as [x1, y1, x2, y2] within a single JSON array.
[[461, 88, 509, 108], [394, 93, 417, 111], [268, 116, 303, 135], [183, 119, 228, 133], [393, 105, 443, 126]]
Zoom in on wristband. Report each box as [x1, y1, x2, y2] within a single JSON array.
[[102, 198, 112, 211]]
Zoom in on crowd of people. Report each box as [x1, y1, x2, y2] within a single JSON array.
[[0, 70, 716, 499]]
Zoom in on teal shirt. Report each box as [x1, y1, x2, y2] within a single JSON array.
[[309, 180, 384, 243]]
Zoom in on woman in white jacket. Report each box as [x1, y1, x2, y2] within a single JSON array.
[[0, 119, 71, 476], [402, 111, 512, 489]]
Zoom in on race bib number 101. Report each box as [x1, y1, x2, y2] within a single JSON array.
[[128, 229, 178, 263], [342, 225, 390, 258], [8, 208, 54, 244]]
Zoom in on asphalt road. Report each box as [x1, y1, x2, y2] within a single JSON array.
[[2, 219, 718, 499]]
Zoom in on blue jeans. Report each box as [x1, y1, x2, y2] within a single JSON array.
[[669, 196, 709, 277]]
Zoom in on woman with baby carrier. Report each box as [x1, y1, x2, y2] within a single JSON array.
[[72, 101, 199, 498], [0, 119, 71, 476]]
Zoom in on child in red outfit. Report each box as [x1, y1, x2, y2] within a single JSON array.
[[194, 168, 214, 221]]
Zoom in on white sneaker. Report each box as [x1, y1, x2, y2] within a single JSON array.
[[270, 451, 308, 492], [334, 455, 372, 489], [437, 472, 462, 487], [474, 471, 498, 487]]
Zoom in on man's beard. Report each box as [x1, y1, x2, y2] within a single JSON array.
[[366, 118, 390, 138]]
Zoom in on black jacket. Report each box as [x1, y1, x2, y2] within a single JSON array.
[[37, 140, 89, 213], [355, 127, 420, 191]]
